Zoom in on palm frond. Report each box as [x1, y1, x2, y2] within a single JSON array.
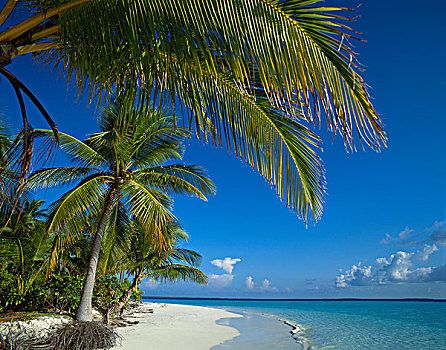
[[121, 180, 176, 250], [148, 264, 207, 285], [46, 174, 108, 236], [33, 129, 108, 168], [135, 164, 216, 201], [170, 248, 202, 267], [98, 203, 132, 274], [48, 0, 384, 147], [26, 166, 98, 189]]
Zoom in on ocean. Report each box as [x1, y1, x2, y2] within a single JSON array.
[[145, 298, 446, 349]]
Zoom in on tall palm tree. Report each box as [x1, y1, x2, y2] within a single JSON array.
[[1, 0, 386, 223], [26, 100, 216, 321]]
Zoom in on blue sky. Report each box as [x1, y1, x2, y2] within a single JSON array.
[[1, 0, 445, 298]]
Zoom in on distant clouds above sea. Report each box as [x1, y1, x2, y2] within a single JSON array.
[[336, 221, 446, 288]]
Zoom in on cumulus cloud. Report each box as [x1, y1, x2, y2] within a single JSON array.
[[416, 244, 439, 261], [260, 279, 279, 292], [245, 276, 255, 290], [380, 233, 394, 245], [211, 257, 241, 273], [208, 257, 241, 288], [208, 274, 234, 288], [399, 226, 415, 239], [336, 262, 372, 287], [245, 276, 278, 292], [336, 248, 446, 288]]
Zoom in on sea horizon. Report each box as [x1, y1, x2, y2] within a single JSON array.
[[143, 296, 446, 302]]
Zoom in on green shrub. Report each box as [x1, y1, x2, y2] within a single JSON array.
[[0, 268, 138, 317]]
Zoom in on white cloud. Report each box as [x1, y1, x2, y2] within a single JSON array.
[[425, 221, 445, 232], [430, 229, 446, 247], [380, 226, 417, 245], [208, 257, 241, 288], [245, 276, 278, 292], [375, 251, 415, 283], [208, 274, 234, 288], [260, 279, 279, 292], [335, 262, 372, 287], [245, 276, 255, 290], [380, 233, 394, 245], [399, 226, 415, 239], [336, 248, 446, 288], [380, 221, 446, 247], [142, 278, 159, 290], [416, 244, 439, 261], [211, 257, 241, 273]]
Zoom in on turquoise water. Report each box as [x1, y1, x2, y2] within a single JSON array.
[[146, 299, 446, 349]]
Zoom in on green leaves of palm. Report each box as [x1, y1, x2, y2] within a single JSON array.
[[0, 0, 387, 223], [0, 199, 50, 293], [27, 106, 215, 272], [106, 218, 207, 286], [58, 0, 374, 223]]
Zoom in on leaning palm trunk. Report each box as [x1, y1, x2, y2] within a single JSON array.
[[110, 277, 140, 319], [76, 188, 117, 322]]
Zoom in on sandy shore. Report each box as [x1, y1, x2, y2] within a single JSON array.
[[114, 303, 242, 350]]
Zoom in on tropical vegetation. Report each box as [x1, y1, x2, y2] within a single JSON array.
[[26, 99, 215, 321], [0, 107, 210, 320], [0, 0, 386, 224]]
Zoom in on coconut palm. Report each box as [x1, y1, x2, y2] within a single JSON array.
[[0, 199, 49, 302], [26, 99, 216, 321], [1, 0, 386, 223], [92, 214, 206, 322], [100, 216, 207, 320]]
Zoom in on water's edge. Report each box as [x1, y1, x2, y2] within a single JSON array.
[[211, 308, 312, 350]]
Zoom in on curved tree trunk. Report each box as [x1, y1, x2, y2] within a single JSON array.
[[75, 188, 117, 322], [116, 276, 141, 317]]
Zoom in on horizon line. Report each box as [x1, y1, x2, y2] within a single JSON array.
[[142, 296, 446, 302]]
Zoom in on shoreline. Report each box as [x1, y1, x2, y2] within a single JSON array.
[[114, 302, 242, 350], [0, 303, 308, 350], [114, 302, 304, 350]]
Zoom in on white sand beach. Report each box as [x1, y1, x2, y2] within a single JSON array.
[[115, 303, 242, 350]]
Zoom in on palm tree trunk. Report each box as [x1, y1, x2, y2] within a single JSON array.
[[75, 187, 117, 322], [116, 276, 140, 317]]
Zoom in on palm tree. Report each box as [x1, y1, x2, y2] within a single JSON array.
[[100, 217, 207, 320], [0, 199, 49, 304], [91, 214, 206, 322], [1, 0, 386, 223], [26, 100, 216, 321]]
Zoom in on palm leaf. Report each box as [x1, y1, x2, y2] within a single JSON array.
[[33, 129, 108, 169], [148, 264, 207, 285], [121, 180, 176, 249], [134, 164, 216, 201], [26, 166, 98, 189], [46, 174, 109, 236]]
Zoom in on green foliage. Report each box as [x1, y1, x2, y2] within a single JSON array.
[[2, 0, 387, 223], [0, 268, 19, 312], [28, 103, 215, 274], [0, 268, 138, 316], [43, 273, 84, 313], [93, 276, 140, 317]]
